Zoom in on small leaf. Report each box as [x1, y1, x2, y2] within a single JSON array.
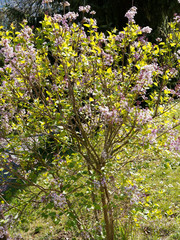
[[107, 68, 112, 73], [84, 24, 90, 28]]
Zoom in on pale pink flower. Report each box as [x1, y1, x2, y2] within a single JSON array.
[[79, 5, 91, 13], [156, 37, 162, 42], [90, 10, 96, 15], [132, 64, 157, 93], [102, 51, 113, 66], [139, 64, 156, 83], [137, 109, 153, 125], [115, 32, 125, 42], [125, 6, 137, 23], [64, 12, 79, 20], [99, 106, 119, 123], [50, 192, 67, 208], [173, 14, 180, 23], [174, 49, 180, 60], [53, 14, 63, 22], [141, 26, 152, 34]]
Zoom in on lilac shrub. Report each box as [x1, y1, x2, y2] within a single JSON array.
[[0, 3, 180, 239]]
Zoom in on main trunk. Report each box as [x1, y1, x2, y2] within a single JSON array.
[[100, 184, 114, 240]]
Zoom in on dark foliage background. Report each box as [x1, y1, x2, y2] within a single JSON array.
[[0, 0, 180, 35]]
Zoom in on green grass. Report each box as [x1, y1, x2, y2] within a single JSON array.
[[7, 156, 179, 240], [135, 158, 180, 239]]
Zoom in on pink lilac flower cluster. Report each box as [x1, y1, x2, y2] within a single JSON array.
[[124, 184, 146, 205], [174, 49, 180, 60], [175, 83, 180, 97], [0, 109, 10, 133], [79, 5, 91, 13], [1, 38, 14, 61], [54, 36, 63, 47], [50, 192, 67, 208], [149, 128, 160, 144], [115, 32, 125, 42], [0, 101, 18, 133], [41, 191, 67, 208], [90, 10, 96, 15], [173, 14, 180, 23], [125, 6, 137, 23], [0, 28, 38, 135], [64, 12, 79, 20], [136, 108, 153, 125], [132, 64, 157, 93], [0, 226, 9, 240], [52, 12, 79, 31], [133, 52, 141, 60], [166, 128, 180, 154], [139, 64, 156, 84], [169, 137, 180, 152], [52, 14, 63, 23], [141, 26, 152, 34], [156, 37, 162, 42], [18, 25, 33, 41], [79, 104, 92, 118], [101, 51, 114, 66], [143, 128, 160, 144], [138, 35, 147, 45], [1, 27, 37, 85], [99, 106, 120, 124], [169, 68, 178, 76]]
